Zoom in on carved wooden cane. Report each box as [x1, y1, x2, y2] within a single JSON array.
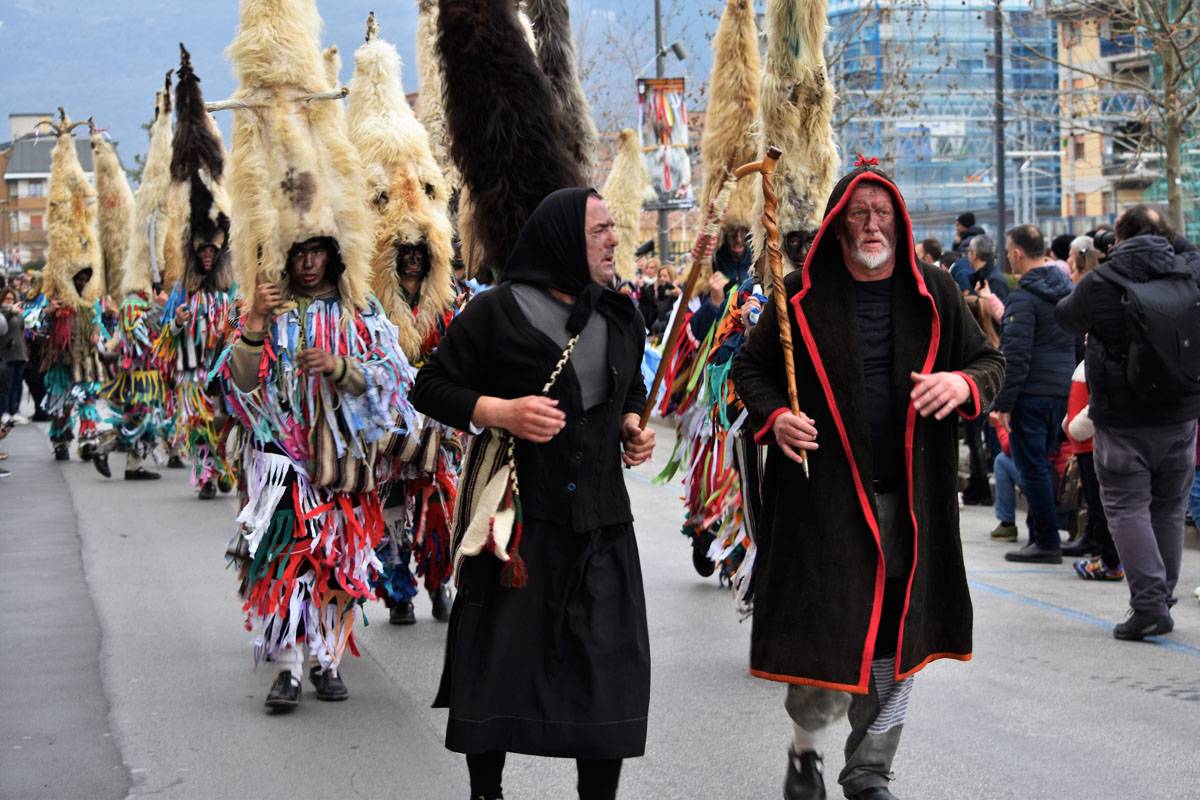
[[734, 146, 808, 477]]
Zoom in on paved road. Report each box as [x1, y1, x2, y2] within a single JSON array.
[[3, 419, 1200, 800]]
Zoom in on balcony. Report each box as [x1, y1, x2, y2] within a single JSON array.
[[1102, 153, 1159, 189]]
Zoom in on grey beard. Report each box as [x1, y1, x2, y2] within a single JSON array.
[[852, 245, 892, 271]]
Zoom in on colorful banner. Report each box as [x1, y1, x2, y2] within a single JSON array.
[[637, 77, 694, 211]]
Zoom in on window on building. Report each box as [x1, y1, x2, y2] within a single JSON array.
[[1073, 137, 1086, 160], [26, 181, 46, 197], [1074, 193, 1088, 217], [1102, 191, 1114, 213], [30, 214, 43, 231]]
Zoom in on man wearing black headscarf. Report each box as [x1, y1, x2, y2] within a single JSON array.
[[412, 188, 655, 800]]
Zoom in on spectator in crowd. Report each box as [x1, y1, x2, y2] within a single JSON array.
[[1061, 361, 1122, 578], [950, 213, 987, 291], [0, 289, 27, 422], [937, 252, 957, 272], [1049, 234, 1074, 279], [690, 225, 752, 341], [1066, 236, 1099, 284], [1088, 225, 1117, 260], [637, 258, 660, 331], [960, 235, 1008, 505], [650, 265, 681, 339], [994, 224, 1077, 563], [989, 414, 1020, 541], [967, 235, 1008, 300], [915, 238, 942, 266], [1056, 205, 1200, 639]]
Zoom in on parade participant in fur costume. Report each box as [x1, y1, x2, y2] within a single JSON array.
[[37, 109, 108, 462], [732, 160, 1005, 800], [153, 46, 240, 499], [527, 0, 598, 179], [213, 0, 413, 711], [91, 111, 168, 482], [600, 129, 649, 282], [347, 12, 459, 625]]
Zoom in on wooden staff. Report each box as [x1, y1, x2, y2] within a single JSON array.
[[734, 145, 808, 477], [639, 174, 740, 429]]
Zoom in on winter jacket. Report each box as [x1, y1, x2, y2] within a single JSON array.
[[968, 260, 1009, 302], [1055, 235, 1200, 427], [993, 264, 1075, 412], [690, 239, 753, 340], [0, 306, 23, 361], [951, 225, 988, 291]]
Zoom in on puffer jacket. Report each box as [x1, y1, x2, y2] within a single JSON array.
[[1055, 234, 1200, 427], [993, 264, 1075, 412]]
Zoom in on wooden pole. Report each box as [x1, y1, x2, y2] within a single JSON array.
[[733, 145, 807, 476]]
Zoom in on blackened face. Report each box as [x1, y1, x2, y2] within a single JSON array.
[[72, 268, 93, 295], [287, 240, 331, 291], [396, 243, 430, 280], [784, 230, 813, 267], [196, 246, 219, 273]]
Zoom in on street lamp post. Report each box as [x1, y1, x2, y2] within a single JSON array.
[[994, 0, 1007, 272], [654, 0, 670, 265]]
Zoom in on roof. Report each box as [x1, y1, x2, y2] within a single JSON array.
[[3, 135, 94, 179]]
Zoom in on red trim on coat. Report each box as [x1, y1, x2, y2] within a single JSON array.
[[754, 407, 790, 445], [895, 651, 972, 683], [749, 667, 870, 695], [785, 170, 945, 689], [953, 371, 982, 420]]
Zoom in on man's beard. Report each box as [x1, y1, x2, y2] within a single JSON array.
[[850, 243, 892, 271]]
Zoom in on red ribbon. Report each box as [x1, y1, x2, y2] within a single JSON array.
[[854, 153, 880, 167]]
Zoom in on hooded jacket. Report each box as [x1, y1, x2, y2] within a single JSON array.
[[1056, 235, 1200, 427], [731, 166, 1004, 692], [992, 264, 1075, 412]]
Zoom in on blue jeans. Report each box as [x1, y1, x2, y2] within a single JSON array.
[[6, 361, 25, 415], [1010, 395, 1067, 549], [1189, 468, 1200, 525], [994, 451, 1021, 526]]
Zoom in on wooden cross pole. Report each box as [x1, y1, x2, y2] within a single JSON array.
[[733, 145, 808, 477]]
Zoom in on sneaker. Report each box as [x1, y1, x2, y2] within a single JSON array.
[[989, 522, 1018, 542], [10, 414, 28, 425], [92, 453, 112, 478], [784, 748, 826, 800], [1004, 542, 1063, 564], [0, 467, 10, 479], [264, 670, 301, 711], [691, 529, 717, 578], [1113, 609, 1174, 641], [1073, 557, 1124, 581], [198, 481, 217, 500], [308, 665, 348, 701], [430, 585, 453, 622], [166, 455, 185, 469], [124, 467, 162, 481], [389, 600, 416, 626]]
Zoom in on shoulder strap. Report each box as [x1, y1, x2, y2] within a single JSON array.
[[541, 334, 581, 395], [1092, 263, 1132, 291]]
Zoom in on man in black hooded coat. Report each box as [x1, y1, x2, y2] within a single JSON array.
[[732, 163, 1004, 800], [412, 188, 655, 800]]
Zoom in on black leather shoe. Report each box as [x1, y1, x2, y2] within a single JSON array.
[[847, 788, 898, 800], [309, 665, 349, 701], [218, 476, 233, 494], [389, 600, 416, 625], [1004, 543, 1063, 564], [961, 478, 993, 506], [264, 670, 301, 711], [1061, 536, 1101, 557], [1113, 609, 1174, 641], [692, 529, 717, 577], [784, 749, 825, 800], [124, 467, 162, 481], [79, 443, 96, 461], [166, 455, 185, 469], [430, 585, 453, 622], [198, 481, 217, 500], [54, 444, 70, 461], [92, 453, 112, 478]]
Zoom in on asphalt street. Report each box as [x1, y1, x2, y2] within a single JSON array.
[[3, 418, 1200, 800]]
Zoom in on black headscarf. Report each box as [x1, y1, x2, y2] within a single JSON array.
[[502, 187, 634, 334]]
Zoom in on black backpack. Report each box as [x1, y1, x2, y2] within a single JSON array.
[[1094, 263, 1200, 398]]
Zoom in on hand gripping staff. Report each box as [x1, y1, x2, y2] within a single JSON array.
[[733, 145, 809, 478]]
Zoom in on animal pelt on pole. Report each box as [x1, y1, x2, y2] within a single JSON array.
[[527, 0, 598, 179], [415, 0, 459, 193], [172, 44, 234, 295], [754, 0, 839, 270], [601, 129, 649, 281], [121, 73, 175, 298], [42, 110, 104, 309], [348, 13, 454, 362], [90, 122, 135, 301], [701, 0, 761, 232], [224, 0, 373, 310], [438, 0, 584, 281]]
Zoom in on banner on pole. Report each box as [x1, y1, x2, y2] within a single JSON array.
[[637, 77, 694, 212]]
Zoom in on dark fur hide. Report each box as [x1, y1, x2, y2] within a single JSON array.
[[527, 0, 597, 178], [438, 0, 584, 281], [171, 44, 223, 184]]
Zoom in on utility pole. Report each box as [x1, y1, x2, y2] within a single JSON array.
[[994, 0, 1007, 272], [655, 0, 670, 265]]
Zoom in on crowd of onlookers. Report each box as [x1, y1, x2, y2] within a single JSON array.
[[926, 207, 1200, 641], [0, 271, 49, 479]]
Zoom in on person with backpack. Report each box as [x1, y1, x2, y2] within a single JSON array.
[[1055, 205, 1200, 640]]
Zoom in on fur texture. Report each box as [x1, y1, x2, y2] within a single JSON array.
[[701, 0, 761, 231], [172, 44, 235, 295], [601, 129, 649, 281], [438, 0, 584, 280], [415, 0, 459, 192], [122, 75, 175, 297], [755, 0, 839, 267], [348, 16, 454, 361], [90, 126, 135, 300], [44, 111, 104, 308], [527, 0, 598, 179], [225, 0, 374, 309]]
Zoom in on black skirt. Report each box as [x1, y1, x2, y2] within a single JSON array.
[[433, 519, 650, 759]]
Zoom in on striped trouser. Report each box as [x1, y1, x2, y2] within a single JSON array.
[[784, 657, 913, 795]]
